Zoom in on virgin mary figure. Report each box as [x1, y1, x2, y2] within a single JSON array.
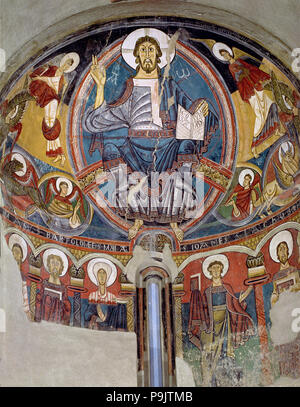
[[85, 258, 127, 331]]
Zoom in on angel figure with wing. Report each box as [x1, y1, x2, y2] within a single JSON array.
[[264, 71, 300, 137], [44, 177, 85, 229], [272, 141, 300, 194], [192, 39, 282, 158], [29, 52, 80, 166], [216, 44, 282, 157]]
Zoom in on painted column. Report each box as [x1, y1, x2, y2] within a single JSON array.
[[28, 253, 42, 321], [119, 275, 136, 332], [148, 280, 163, 387], [68, 266, 86, 327], [137, 287, 145, 386], [173, 283, 185, 358], [245, 253, 273, 386]]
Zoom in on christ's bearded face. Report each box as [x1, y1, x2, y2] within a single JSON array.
[[137, 41, 158, 74]]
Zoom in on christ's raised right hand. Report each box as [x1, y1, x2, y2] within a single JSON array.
[[90, 55, 106, 87]]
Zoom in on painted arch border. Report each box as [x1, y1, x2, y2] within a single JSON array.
[[1, 2, 299, 100], [68, 32, 238, 234], [4, 227, 126, 272], [177, 221, 300, 272]]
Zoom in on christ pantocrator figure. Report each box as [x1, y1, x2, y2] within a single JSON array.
[[84, 29, 219, 241]]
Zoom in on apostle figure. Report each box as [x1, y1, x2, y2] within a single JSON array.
[[269, 230, 300, 379], [83, 28, 219, 241], [29, 53, 79, 166], [35, 249, 71, 325], [85, 259, 127, 331], [225, 169, 261, 220], [188, 255, 255, 387], [269, 231, 300, 307], [8, 233, 32, 320]]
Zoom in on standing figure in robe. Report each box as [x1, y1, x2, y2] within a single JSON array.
[[269, 232, 300, 379], [218, 48, 280, 158], [9, 234, 32, 321], [85, 261, 127, 331], [29, 53, 79, 166], [35, 252, 71, 325], [83, 29, 219, 241], [188, 256, 255, 386], [271, 240, 300, 306]]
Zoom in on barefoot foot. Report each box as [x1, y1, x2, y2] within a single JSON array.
[[128, 219, 143, 240], [170, 222, 184, 242]]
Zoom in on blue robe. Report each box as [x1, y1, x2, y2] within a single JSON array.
[[83, 76, 219, 222], [83, 76, 218, 173]]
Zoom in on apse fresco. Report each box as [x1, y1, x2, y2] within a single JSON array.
[[0, 17, 300, 387]]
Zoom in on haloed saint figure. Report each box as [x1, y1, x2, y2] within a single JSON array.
[[35, 250, 71, 324], [188, 255, 255, 386], [85, 259, 127, 331], [83, 28, 219, 241]]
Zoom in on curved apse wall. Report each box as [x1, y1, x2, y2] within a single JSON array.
[[0, 11, 300, 387]]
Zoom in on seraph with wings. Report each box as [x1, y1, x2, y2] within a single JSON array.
[[44, 177, 86, 220], [273, 142, 300, 190]]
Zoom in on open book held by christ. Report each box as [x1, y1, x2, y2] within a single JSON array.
[[176, 104, 205, 140]]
